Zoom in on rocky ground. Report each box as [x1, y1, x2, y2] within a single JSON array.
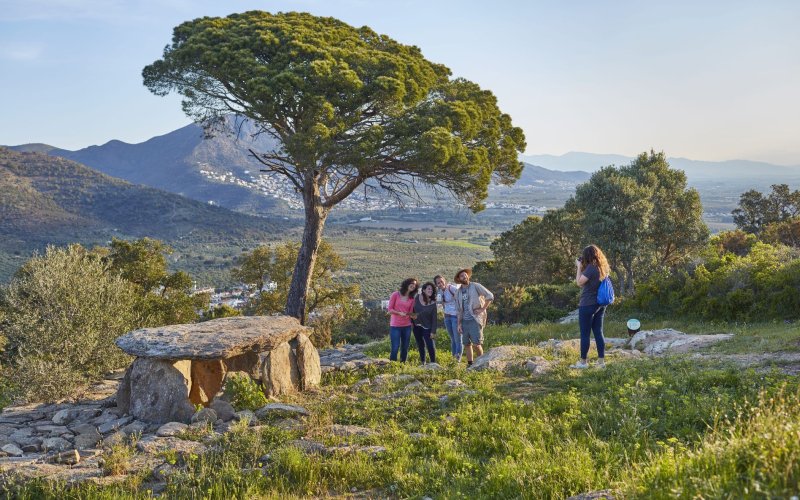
[[3, 328, 794, 495]]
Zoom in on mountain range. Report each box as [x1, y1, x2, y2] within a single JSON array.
[[0, 147, 289, 281], [520, 152, 800, 180]]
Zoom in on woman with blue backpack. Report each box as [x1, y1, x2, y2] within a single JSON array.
[[571, 244, 614, 369]]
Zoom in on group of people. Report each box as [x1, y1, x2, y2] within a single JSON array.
[[386, 244, 611, 369], [386, 268, 494, 367]]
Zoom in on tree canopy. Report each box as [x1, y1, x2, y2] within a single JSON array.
[[143, 11, 526, 322]]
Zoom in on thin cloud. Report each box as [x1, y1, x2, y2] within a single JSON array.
[[0, 43, 44, 60]]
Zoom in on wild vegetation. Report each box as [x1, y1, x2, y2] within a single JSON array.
[[3, 320, 799, 498]]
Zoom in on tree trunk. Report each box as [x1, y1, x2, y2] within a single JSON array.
[[285, 197, 328, 324]]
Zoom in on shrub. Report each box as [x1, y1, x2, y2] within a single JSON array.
[[224, 373, 267, 411], [332, 307, 389, 345], [0, 245, 138, 402], [493, 283, 579, 324]]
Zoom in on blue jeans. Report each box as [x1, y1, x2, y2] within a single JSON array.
[[389, 325, 412, 362], [413, 325, 436, 364], [443, 314, 462, 360], [579, 305, 606, 360]]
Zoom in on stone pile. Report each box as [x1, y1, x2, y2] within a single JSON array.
[[114, 315, 321, 423], [319, 343, 390, 373]]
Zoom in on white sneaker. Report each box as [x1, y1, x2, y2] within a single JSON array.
[[596, 359, 606, 369], [570, 361, 589, 369]]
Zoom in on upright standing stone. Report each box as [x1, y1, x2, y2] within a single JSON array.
[[189, 359, 226, 405], [127, 358, 195, 424], [294, 333, 321, 391], [261, 342, 300, 397]]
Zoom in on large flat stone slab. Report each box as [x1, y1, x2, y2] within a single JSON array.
[[115, 316, 310, 360], [629, 328, 733, 355]]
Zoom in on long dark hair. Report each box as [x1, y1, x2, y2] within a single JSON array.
[[419, 281, 436, 305], [399, 277, 418, 297]]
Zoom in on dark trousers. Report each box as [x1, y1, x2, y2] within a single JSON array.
[[579, 304, 606, 359], [413, 325, 436, 364]]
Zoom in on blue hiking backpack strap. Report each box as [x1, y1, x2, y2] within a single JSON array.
[[597, 276, 615, 306]]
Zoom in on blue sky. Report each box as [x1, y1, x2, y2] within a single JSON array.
[[1, 0, 798, 165]]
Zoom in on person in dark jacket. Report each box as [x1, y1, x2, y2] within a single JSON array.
[[413, 281, 438, 364], [571, 244, 611, 369]]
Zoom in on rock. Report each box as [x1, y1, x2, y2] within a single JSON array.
[[261, 342, 300, 397], [115, 366, 133, 415], [42, 437, 72, 451], [567, 490, 615, 500], [125, 358, 195, 424], [443, 379, 465, 388], [1, 443, 23, 456], [98, 416, 133, 435], [469, 345, 538, 372], [223, 351, 262, 380], [328, 424, 376, 437], [209, 399, 236, 422], [35, 424, 70, 436], [52, 409, 76, 426], [102, 431, 127, 448], [191, 408, 218, 425], [326, 444, 387, 457], [233, 411, 256, 425], [121, 420, 149, 436], [608, 348, 644, 359], [286, 439, 327, 455], [605, 338, 629, 348], [294, 333, 321, 391], [69, 423, 98, 435], [189, 359, 227, 405], [421, 362, 443, 371], [629, 329, 734, 356], [255, 403, 309, 420], [73, 431, 102, 450], [156, 422, 189, 437], [524, 356, 554, 376], [21, 444, 40, 453], [350, 378, 371, 392], [558, 309, 580, 324], [46, 449, 80, 465], [136, 436, 207, 458], [115, 315, 310, 360]]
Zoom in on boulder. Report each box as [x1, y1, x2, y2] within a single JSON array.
[[261, 342, 300, 397], [42, 437, 72, 452], [1, 443, 23, 456], [524, 356, 554, 376], [255, 403, 309, 419], [156, 422, 188, 437], [629, 329, 734, 355], [468, 345, 538, 372], [73, 431, 101, 450], [115, 316, 310, 360], [294, 333, 321, 391], [125, 358, 195, 424], [209, 399, 236, 422], [191, 408, 218, 425]]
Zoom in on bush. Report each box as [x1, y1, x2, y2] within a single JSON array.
[[0, 245, 138, 402], [493, 283, 579, 324], [332, 307, 389, 345], [625, 241, 800, 321], [224, 373, 267, 411]]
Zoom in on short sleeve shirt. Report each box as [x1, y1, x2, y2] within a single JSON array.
[[579, 264, 601, 307]]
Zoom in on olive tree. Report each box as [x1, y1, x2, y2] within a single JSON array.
[[143, 11, 525, 322]]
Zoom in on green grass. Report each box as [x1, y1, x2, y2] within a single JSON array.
[[4, 319, 800, 499], [436, 239, 490, 249]]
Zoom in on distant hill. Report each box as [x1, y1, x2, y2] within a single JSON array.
[[520, 152, 800, 181], [517, 162, 590, 185], [9, 119, 290, 215], [0, 147, 292, 281]]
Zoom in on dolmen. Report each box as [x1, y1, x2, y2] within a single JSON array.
[[114, 315, 321, 424]]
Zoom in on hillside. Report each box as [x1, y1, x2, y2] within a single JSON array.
[[10, 120, 290, 215], [0, 147, 292, 281]]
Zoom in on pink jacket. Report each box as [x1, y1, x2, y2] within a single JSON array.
[[388, 291, 414, 327]]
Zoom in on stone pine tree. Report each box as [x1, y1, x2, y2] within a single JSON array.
[[143, 11, 526, 323]]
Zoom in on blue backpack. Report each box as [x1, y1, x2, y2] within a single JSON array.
[[597, 276, 615, 306]]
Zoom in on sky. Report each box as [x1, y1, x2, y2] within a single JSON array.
[[1, 0, 799, 165]]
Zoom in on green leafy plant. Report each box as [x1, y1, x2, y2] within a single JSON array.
[[224, 374, 267, 411]]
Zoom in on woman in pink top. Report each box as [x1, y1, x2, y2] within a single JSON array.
[[387, 277, 418, 362]]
